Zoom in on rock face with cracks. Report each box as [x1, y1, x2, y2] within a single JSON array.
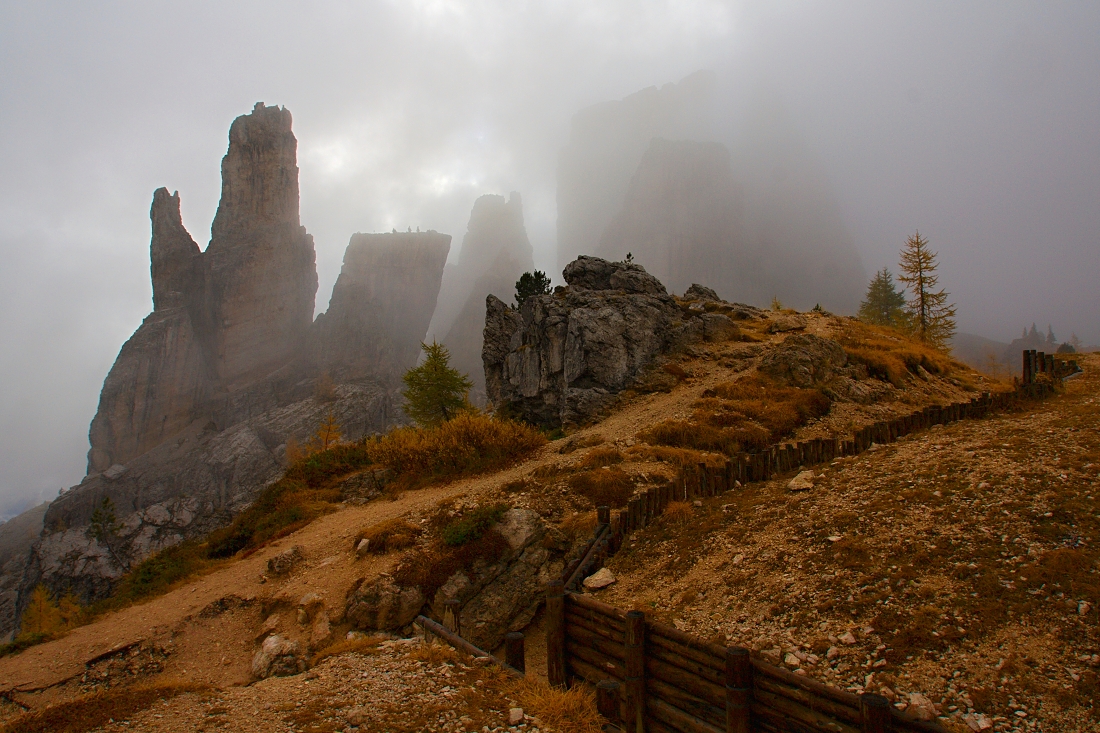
[[312, 231, 450, 386], [11, 104, 445, 630], [483, 255, 724, 428]]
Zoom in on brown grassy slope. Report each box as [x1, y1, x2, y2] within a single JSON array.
[[593, 353, 1100, 733], [0, 310, 998, 730]]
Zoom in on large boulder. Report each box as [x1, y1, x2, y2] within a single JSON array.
[[484, 256, 707, 428], [345, 575, 426, 631], [251, 635, 305, 679], [758, 333, 850, 388]]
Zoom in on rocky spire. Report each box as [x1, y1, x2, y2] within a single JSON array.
[[149, 188, 200, 311], [202, 102, 318, 386]]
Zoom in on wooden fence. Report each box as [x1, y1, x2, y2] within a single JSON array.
[[1020, 348, 1080, 396], [547, 374, 1066, 732]]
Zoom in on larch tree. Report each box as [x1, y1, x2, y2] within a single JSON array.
[[857, 268, 907, 326], [311, 412, 343, 452], [897, 231, 957, 348], [402, 341, 473, 427]]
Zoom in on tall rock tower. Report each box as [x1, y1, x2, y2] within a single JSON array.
[[87, 103, 317, 473], [201, 103, 318, 387]]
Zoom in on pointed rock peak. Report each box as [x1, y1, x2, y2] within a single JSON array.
[[150, 187, 199, 311], [210, 101, 300, 239]]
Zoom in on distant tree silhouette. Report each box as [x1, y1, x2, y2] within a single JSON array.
[[857, 268, 906, 326], [514, 270, 551, 308], [897, 231, 956, 348], [402, 342, 473, 427]]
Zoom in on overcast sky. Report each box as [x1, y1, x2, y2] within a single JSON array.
[[1, 1, 1098, 518]]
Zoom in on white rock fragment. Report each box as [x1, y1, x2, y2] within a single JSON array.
[[787, 470, 815, 492], [582, 567, 617, 590], [839, 631, 857, 645], [509, 707, 525, 725]]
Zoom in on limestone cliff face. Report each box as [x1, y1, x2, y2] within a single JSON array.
[[435, 193, 533, 403], [202, 103, 318, 388], [15, 103, 443, 625], [87, 103, 317, 474], [596, 138, 761, 303], [88, 190, 211, 473], [556, 72, 715, 273], [312, 231, 451, 384], [557, 75, 866, 311], [483, 256, 732, 427]]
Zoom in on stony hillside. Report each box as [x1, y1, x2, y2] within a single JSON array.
[[3, 302, 1068, 733], [591, 353, 1099, 732]]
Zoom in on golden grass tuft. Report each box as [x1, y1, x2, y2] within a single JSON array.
[[0, 681, 211, 733], [354, 518, 422, 555], [579, 446, 624, 468], [639, 374, 830, 456], [567, 467, 635, 508], [511, 678, 604, 733], [368, 412, 546, 482], [624, 444, 716, 468], [663, 501, 695, 525], [833, 319, 961, 387], [310, 636, 383, 667]]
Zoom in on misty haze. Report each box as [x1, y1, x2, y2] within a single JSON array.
[[0, 3, 1098, 732]]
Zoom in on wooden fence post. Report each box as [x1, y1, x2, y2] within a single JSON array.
[[860, 693, 890, 733], [725, 646, 751, 733], [597, 679, 621, 723], [698, 462, 707, 497], [598, 505, 611, 527], [443, 599, 461, 637], [546, 580, 566, 688], [624, 610, 646, 733], [505, 631, 526, 674]]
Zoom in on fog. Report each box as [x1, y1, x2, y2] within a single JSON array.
[[2, 1, 1098, 519]]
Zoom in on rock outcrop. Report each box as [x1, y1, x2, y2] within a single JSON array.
[[0, 503, 48, 641], [344, 508, 573, 651], [483, 256, 729, 427], [312, 231, 451, 385], [11, 104, 445, 627], [88, 103, 318, 474], [431, 193, 534, 404]]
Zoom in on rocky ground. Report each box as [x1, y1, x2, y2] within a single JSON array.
[[0, 310, 1054, 733], [595, 353, 1100, 732], [80, 637, 547, 733]]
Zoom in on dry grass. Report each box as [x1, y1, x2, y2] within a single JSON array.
[[833, 319, 960, 387], [568, 467, 635, 508], [393, 529, 511, 599], [0, 681, 210, 733], [511, 678, 604, 733], [639, 374, 830, 456], [663, 501, 695, 525], [558, 434, 605, 454], [353, 518, 422, 555], [579, 446, 624, 468], [309, 636, 384, 667], [625, 444, 718, 468], [369, 412, 546, 484]]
